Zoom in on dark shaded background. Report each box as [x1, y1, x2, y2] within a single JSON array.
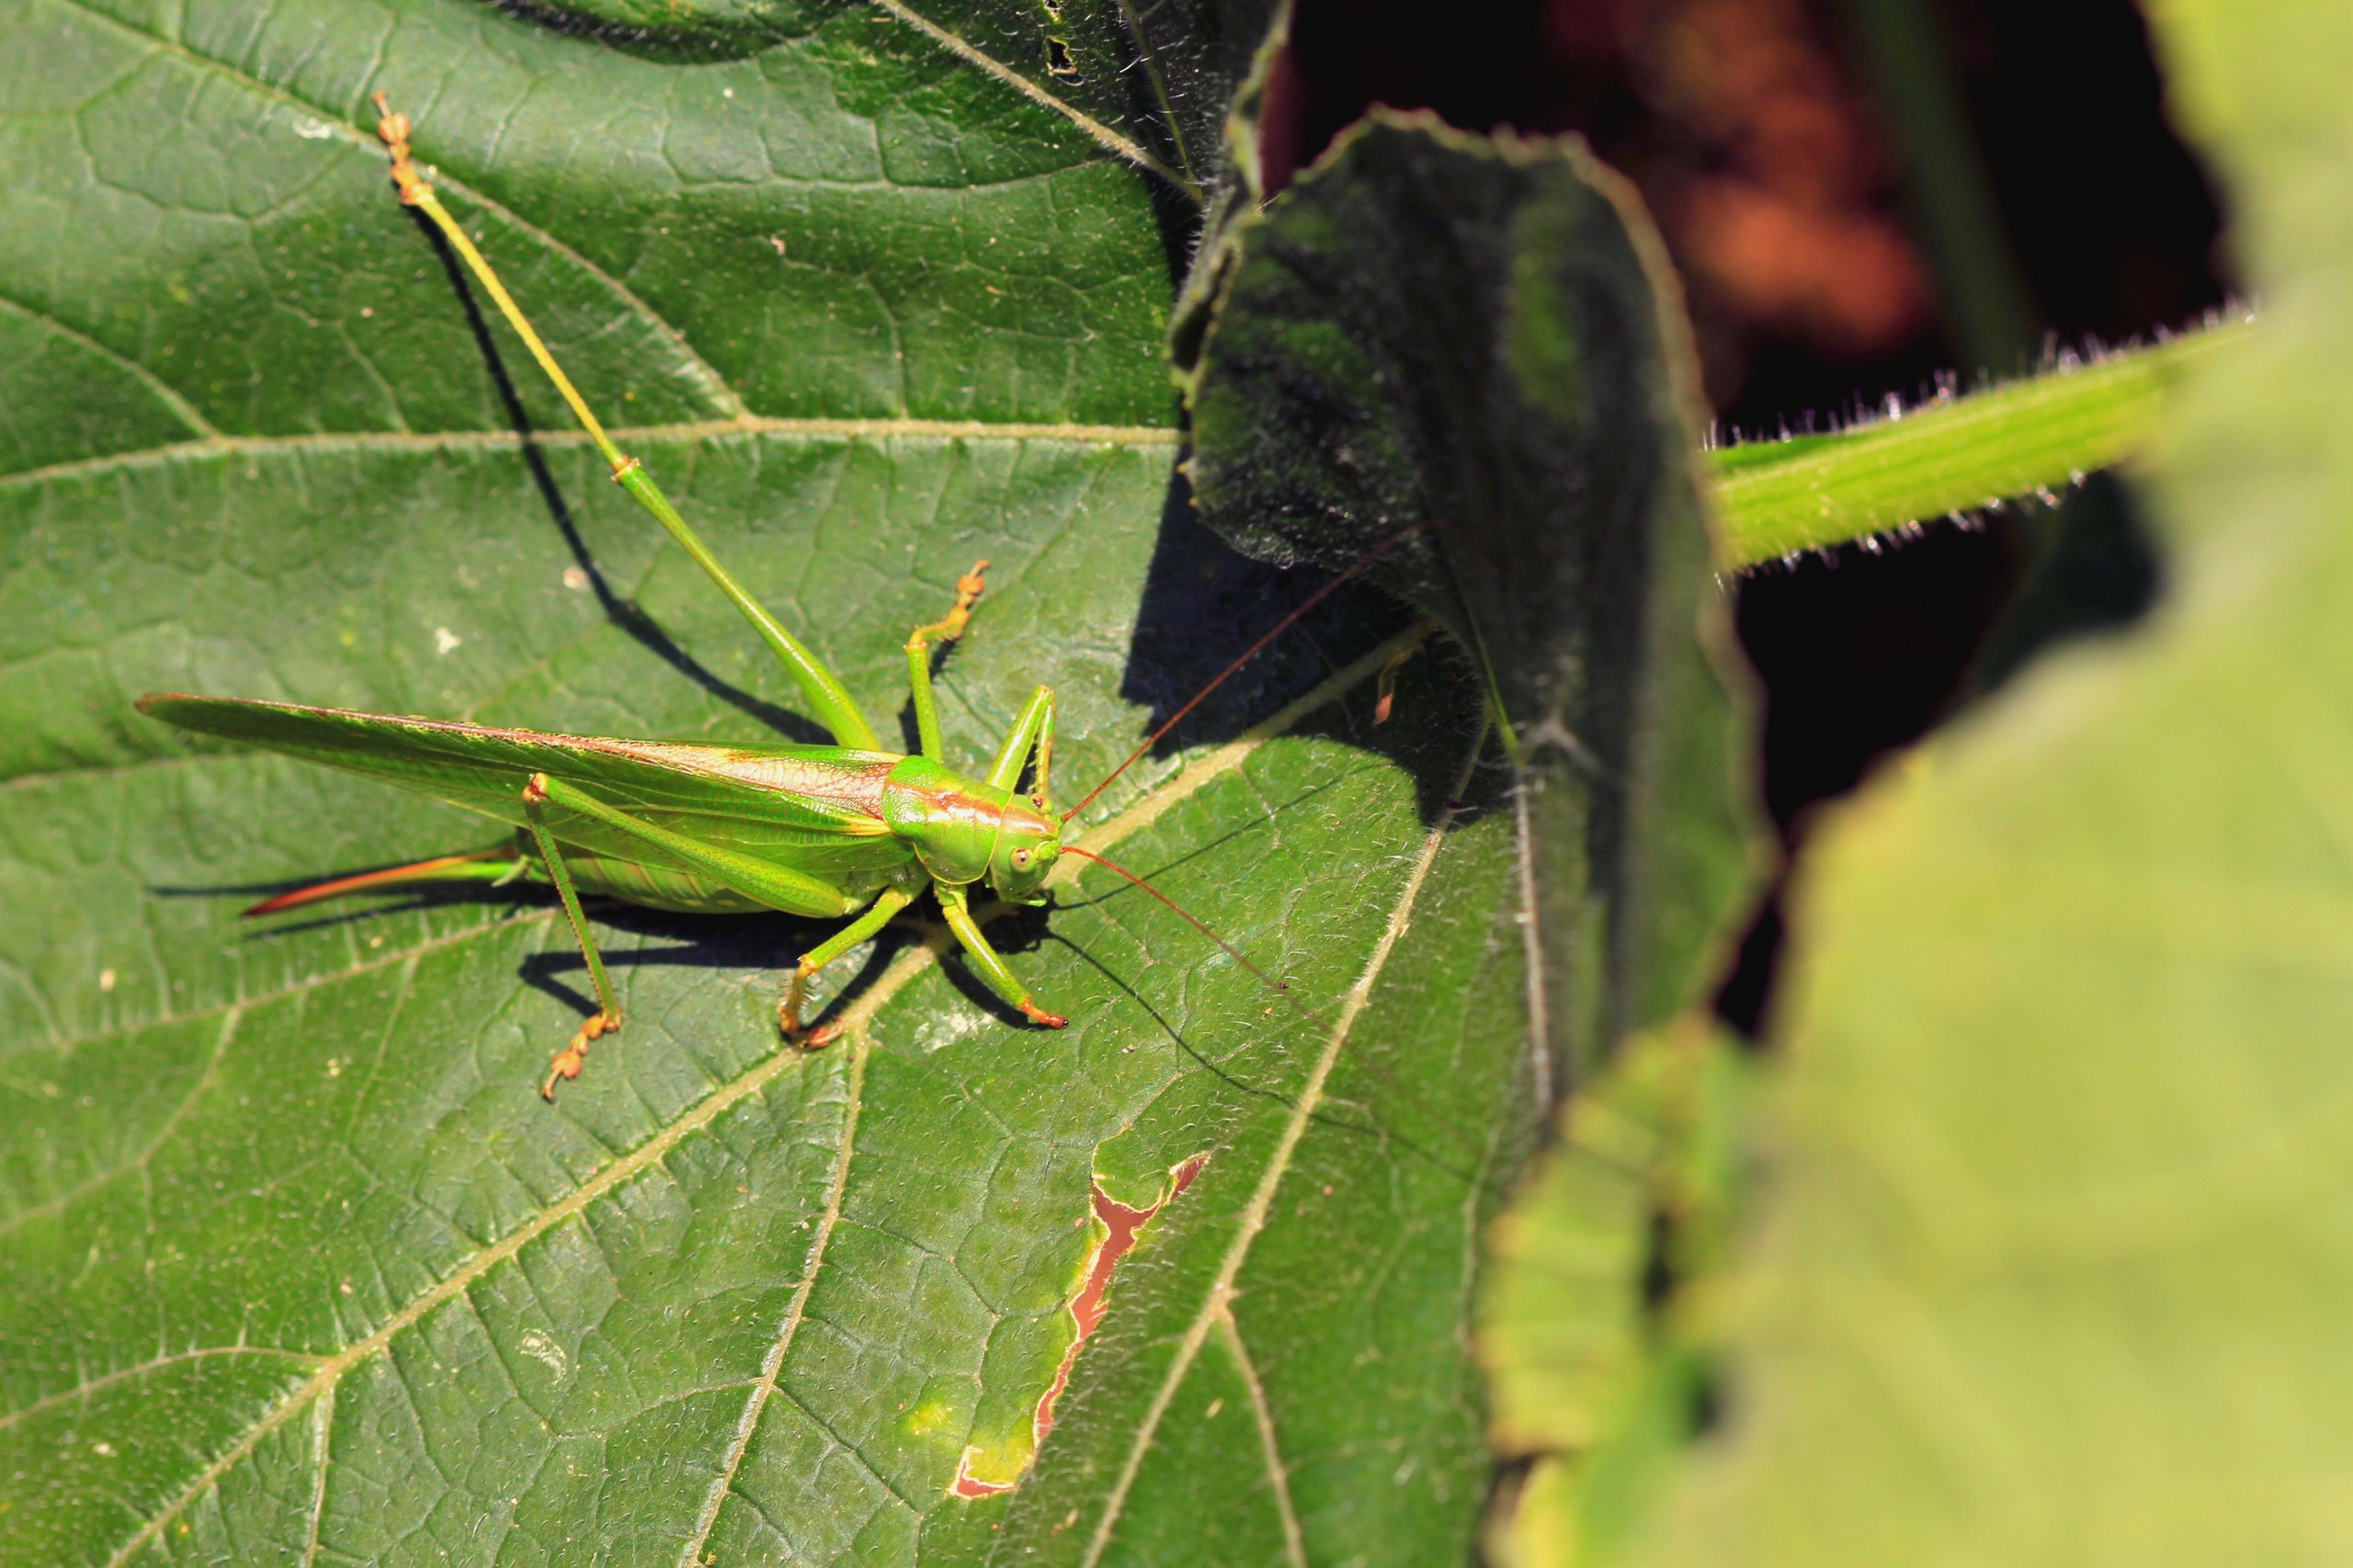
[[1269, 0, 2229, 1029]]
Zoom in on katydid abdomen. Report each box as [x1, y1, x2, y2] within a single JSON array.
[[538, 845, 771, 916]]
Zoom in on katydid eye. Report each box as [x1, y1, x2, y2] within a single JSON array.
[[1013, 848, 1031, 869]]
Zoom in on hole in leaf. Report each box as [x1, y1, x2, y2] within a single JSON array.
[[949, 1153, 1208, 1498], [1044, 35, 1076, 76]]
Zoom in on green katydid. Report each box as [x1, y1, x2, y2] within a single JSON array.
[[139, 97, 1343, 1098]]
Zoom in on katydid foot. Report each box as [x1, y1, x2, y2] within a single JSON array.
[[542, 1010, 620, 1099], [906, 561, 991, 654], [779, 960, 843, 1049], [779, 1002, 843, 1051]]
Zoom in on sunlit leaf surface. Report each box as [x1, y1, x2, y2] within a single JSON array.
[[0, 3, 1580, 1563]]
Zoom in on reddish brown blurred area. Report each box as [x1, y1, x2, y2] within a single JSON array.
[[1278, 0, 1933, 400], [1635, 0, 1934, 381]]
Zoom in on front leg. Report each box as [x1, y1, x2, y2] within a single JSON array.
[[904, 561, 991, 763], [984, 684, 1056, 810], [936, 881, 1066, 1028]]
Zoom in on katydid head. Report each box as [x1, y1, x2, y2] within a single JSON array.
[[987, 798, 1063, 904]]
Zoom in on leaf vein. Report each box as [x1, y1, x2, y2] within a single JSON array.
[[1513, 783, 1555, 1116], [864, 0, 1199, 199], [32, 905, 554, 1059], [94, 634, 1415, 1560], [0, 1346, 325, 1435], [678, 1030, 872, 1564], [0, 1005, 240, 1240], [1218, 1304, 1308, 1568], [0, 415, 1179, 497], [0, 289, 222, 443], [297, 1382, 335, 1568], [1110, 0, 1197, 187], [776, 1380, 928, 1515]]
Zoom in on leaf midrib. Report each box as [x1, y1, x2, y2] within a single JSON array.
[[0, 415, 1180, 495]]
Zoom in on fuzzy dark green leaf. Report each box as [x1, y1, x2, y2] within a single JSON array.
[[1183, 110, 1756, 1085]]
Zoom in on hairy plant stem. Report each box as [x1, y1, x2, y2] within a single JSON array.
[[1706, 316, 2253, 570]]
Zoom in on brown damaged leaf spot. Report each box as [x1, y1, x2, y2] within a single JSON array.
[[950, 1153, 1210, 1499]]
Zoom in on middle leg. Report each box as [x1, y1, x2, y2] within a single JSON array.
[[779, 886, 916, 1046]]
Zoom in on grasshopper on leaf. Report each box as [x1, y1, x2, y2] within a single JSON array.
[[141, 98, 1310, 1097]]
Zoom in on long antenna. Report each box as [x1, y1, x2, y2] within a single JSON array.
[[1061, 846, 1288, 996], [1060, 523, 1428, 824]]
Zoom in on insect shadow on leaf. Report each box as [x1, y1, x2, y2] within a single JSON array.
[[401, 194, 829, 745]]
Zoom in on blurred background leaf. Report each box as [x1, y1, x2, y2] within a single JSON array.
[[1481, 1, 2353, 1562]]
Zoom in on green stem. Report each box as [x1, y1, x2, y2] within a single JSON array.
[[1706, 317, 2252, 571]]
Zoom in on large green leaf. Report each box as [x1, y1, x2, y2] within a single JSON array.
[[1168, 109, 1760, 1568], [0, 3, 1557, 1563], [1544, 4, 2353, 1563]]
